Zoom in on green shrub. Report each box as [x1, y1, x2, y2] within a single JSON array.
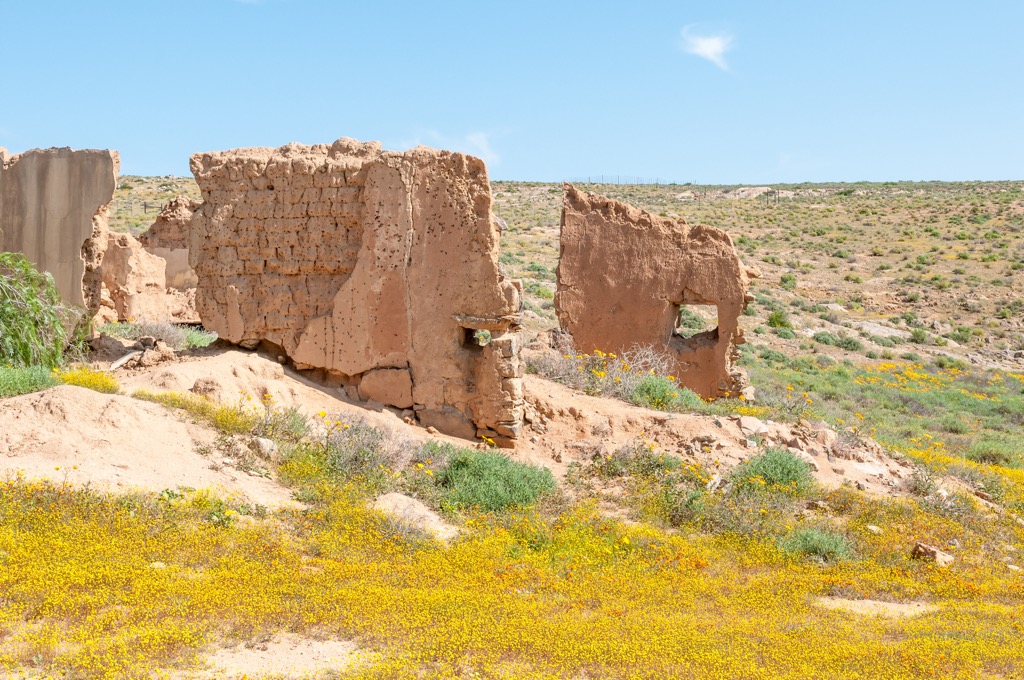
[[965, 437, 1019, 467], [0, 252, 77, 368], [733, 447, 814, 496], [98, 321, 217, 350], [772, 327, 796, 340], [910, 328, 929, 344], [661, 487, 707, 527], [780, 273, 797, 291], [630, 375, 676, 410], [678, 307, 707, 331], [778, 528, 852, 562], [813, 332, 838, 346], [758, 349, 788, 364], [0, 365, 59, 397], [767, 310, 792, 328], [439, 449, 556, 512], [835, 336, 864, 352]]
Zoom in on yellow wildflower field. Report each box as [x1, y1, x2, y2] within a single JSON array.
[[0, 475, 1022, 679]]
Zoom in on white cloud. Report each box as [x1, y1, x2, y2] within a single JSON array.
[[680, 26, 734, 71], [403, 130, 502, 167]]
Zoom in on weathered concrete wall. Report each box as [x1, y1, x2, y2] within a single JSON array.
[[138, 195, 199, 289], [556, 184, 750, 399], [0, 147, 119, 310], [189, 138, 524, 443]]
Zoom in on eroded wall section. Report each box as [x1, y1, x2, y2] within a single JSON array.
[[0, 147, 119, 310], [556, 184, 750, 399], [138, 195, 199, 289], [189, 138, 524, 443]]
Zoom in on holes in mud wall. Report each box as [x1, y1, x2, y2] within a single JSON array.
[[674, 304, 719, 343], [461, 327, 492, 351]]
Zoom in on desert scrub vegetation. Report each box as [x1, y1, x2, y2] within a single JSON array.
[[3, 461, 1024, 678], [527, 344, 730, 414], [0, 364, 60, 397], [437, 448, 556, 512], [0, 252, 81, 368], [742, 344, 1024, 510], [0, 364, 120, 398], [98, 320, 217, 350]]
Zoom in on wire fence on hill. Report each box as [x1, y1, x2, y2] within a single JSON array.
[[563, 175, 687, 186]]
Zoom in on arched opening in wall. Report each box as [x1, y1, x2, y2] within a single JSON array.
[[673, 304, 719, 349]]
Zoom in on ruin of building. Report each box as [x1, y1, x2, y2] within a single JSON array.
[[0, 147, 118, 312], [0, 146, 196, 324], [555, 184, 751, 399], [188, 138, 524, 444]]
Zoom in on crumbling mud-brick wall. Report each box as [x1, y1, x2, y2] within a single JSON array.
[[189, 138, 524, 444], [556, 184, 751, 399], [96, 232, 198, 325], [0, 147, 119, 311], [138, 195, 199, 289]]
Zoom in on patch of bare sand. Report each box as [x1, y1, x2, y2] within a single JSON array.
[[183, 635, 358, 679], [0, 385, 296, 508], [117, 348, 423, 437], [815, 597, 938, 618]]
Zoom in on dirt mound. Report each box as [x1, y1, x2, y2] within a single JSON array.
[[118, 349, 420, 436], [515, 374, 908, 495], [0, 385, 296, 508]]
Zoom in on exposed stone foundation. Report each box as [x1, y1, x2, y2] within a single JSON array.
[[189, 138, 524, 443], [556, 184, 751, 399]]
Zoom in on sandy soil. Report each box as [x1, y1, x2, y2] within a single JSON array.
[[0, 385, 296, 508], [0, 346, 908, 506], [814, 597, 939, 619], [180, 634, 358, 679]]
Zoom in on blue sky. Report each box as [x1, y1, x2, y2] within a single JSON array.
[[1, 1, 1021, 183]]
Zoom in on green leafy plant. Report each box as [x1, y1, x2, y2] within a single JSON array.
[[438, 449, 556, 512], [732, 447, 814, 496], [0, 252, 79, 368], [778, 528, 852, 562]]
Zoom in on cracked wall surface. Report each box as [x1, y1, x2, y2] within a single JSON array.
[[0, 147, 119, 311], [189, 138, 524, 443], [556, 184, 751, 399]]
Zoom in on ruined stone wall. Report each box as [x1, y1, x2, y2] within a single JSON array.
[[556, 184, 751, 399], [138, 195, 199, 289], [96, 232, 198, 325], [0, 147, 119, 310], [189, 138, 524, 443]]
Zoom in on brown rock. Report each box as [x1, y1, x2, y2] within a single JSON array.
[[0, 147, 119, 311], [190, 377, 224, 401], [555, 184, 749, 399], [911, 542, 955, 567], [738, 416, 769, 436], [358, 368, 414, 409], [189, 138, 524, 441]]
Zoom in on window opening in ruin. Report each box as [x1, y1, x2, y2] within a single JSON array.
[[461, 327, 492, 350], [674, 304, 719, 343]]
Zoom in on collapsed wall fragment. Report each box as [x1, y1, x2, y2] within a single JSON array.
[[188, 138, 524, 444], [555, 184, 751, 399], [0, 146, 196, 324], [0, 147, 118, 311], [138, 195, 199, 289]]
